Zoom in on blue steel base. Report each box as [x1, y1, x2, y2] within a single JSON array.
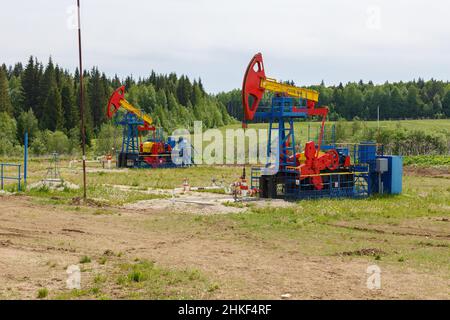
[[134, 160, 187, 169], [251, 167, 370, 201]]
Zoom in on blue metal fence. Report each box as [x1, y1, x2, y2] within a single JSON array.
[[0, 163, 22, 191]]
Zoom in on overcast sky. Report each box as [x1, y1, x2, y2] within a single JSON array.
[[1, 0, 449, 93]]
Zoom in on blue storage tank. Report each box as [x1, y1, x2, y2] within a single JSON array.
[[378, 155, 403, 194]]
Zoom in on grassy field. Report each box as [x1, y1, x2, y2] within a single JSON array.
[[0, 159, 242, 204], [0, 155, 449, 204], [221, 119, 450, 139], [0, 155, 449, 299], [53, 259, 217, 300], [137, 173, 450, 273], [200, 119, 450, 162], [223, 118, 450, 132], [0, 118, 449, 299], [404, 155, 450, 166]]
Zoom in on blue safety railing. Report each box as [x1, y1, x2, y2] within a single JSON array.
[[250, 142, 380, 200], [0, 163, 22, 191]]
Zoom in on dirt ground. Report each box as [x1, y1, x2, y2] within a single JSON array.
[[0, 195, 448, 300], [404, 166, 450, 178], [122, 190, 295, 215]]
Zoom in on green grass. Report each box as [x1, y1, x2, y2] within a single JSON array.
[[83, 166, 240, 190], [226, 175, 449, 230], [94, 274, 107, 284], [6, 149, 450, 290], [222, 119, 450, 132], [7, 119, 448, 204], [191, 119, 450, 164], [26, 183, 169, 206], [220, 119, 450, 144], [234, 175, 450, 272], [115, 260, 214, 299], [54, 259, 217, 300], [132, 174, 450, 276], [223, 201, 246, 208], [54, 289, 92, 300], [18, 157, 241, 206], [404, 155, 450, 166], [79, 256, 91, 264], [37, 288, 49, 299]]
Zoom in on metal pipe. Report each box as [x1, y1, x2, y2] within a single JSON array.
[[77, 0, 87, 200], [18, 165, 21, 191], [24, 132, 28, 187]]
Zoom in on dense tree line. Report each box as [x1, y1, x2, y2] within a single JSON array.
[[0, 56, 232, 155], [220, 80, 450, 121]]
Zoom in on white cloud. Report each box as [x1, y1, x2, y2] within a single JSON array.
[[1, 0, 449, 92]]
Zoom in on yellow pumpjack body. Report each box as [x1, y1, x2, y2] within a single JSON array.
[[261, 78, 319, 102], [142, 141, 154, 154], [119, 99, 154, 126]]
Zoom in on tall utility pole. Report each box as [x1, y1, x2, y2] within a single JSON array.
[[377, 105, 380, 142], [77, 0, 87, 200]]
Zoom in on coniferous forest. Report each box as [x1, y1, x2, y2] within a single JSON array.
[[0, 56, 449, 156], [0, 56, 232, 155]]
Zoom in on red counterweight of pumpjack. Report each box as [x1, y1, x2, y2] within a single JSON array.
[[242, 53, 350, 190], [107, 86, 156, 132], [242, 53, 326, 121]]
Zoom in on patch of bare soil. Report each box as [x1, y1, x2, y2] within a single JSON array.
[[70, 197, 106, 207], [108, 184, 170, 196], [123, 192, 245, 215], [330, 220, 450, 240], [0, 196, 448, 300], [404, 166, 450, 178], [122, 191, 295, 215]]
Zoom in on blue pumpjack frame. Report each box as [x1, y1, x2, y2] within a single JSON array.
[[251, 96, 371, 199]]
